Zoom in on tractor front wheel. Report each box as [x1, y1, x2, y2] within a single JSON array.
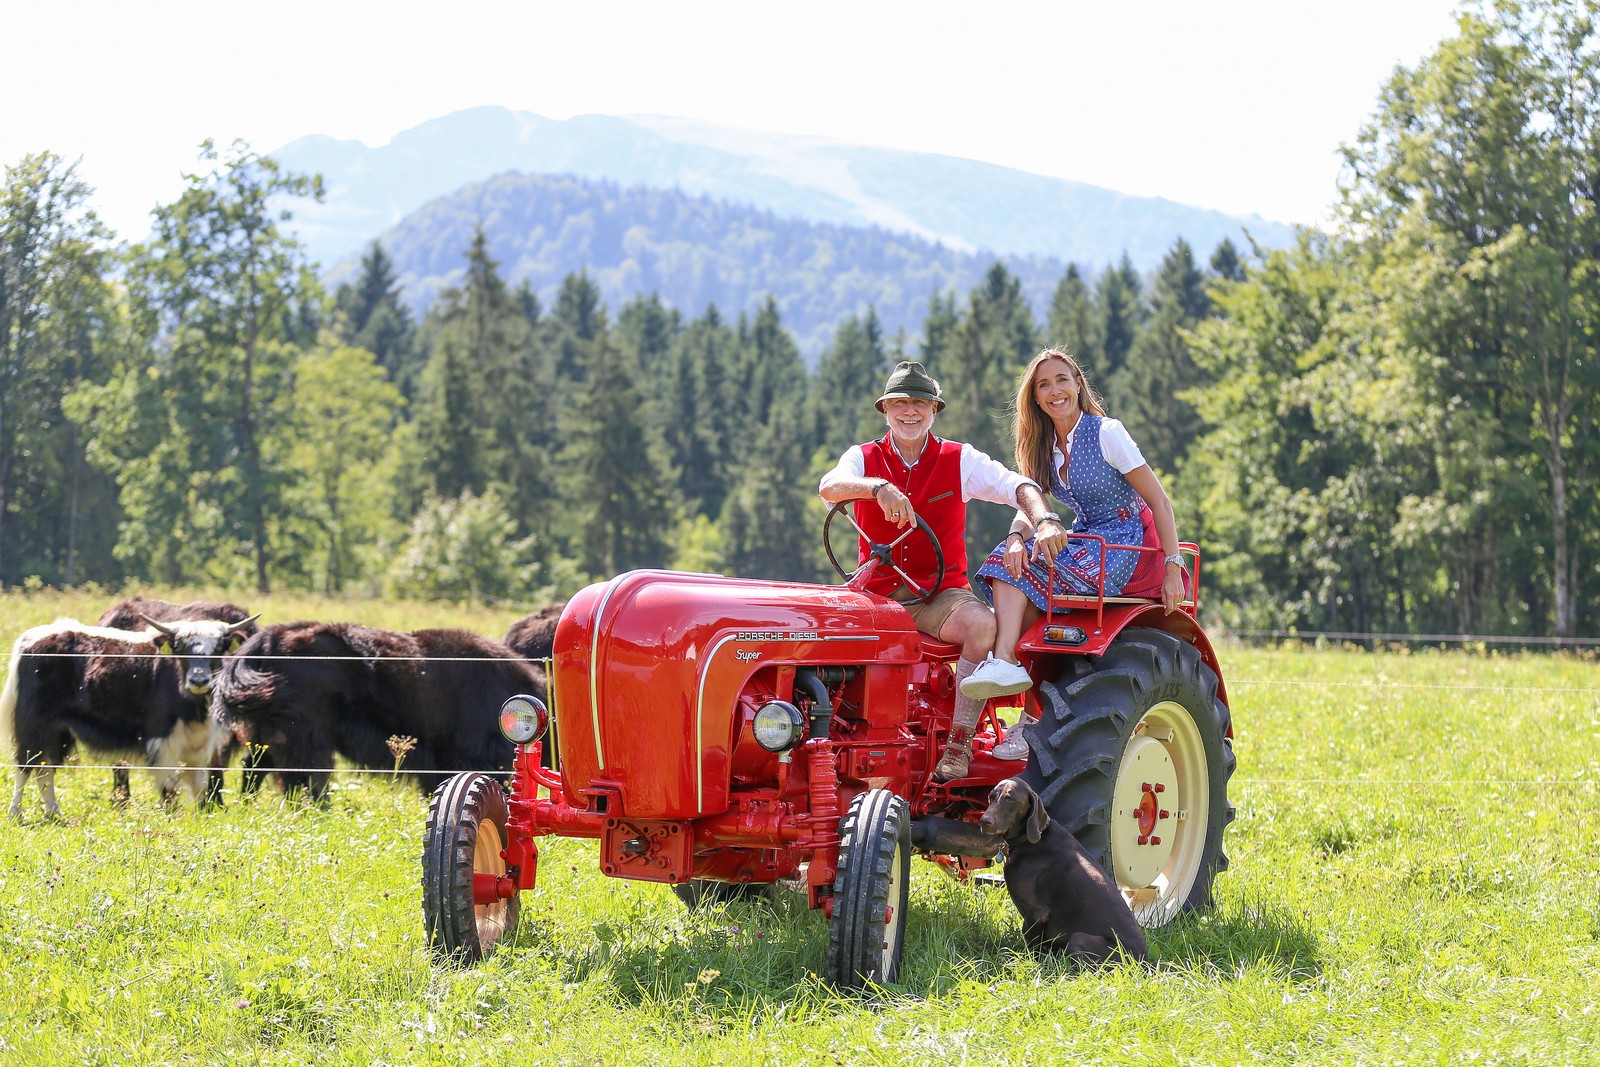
[[422, 772, 520, 964], [1025, 627, 1235, 928], [825, 789, 911, 989]]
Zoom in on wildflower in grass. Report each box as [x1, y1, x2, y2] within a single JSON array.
[[386, 735, 418, 773]]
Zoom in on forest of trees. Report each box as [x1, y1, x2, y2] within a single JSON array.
[[2, 1, 1598, 637]]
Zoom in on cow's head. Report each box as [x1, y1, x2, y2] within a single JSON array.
[[143, 613, 260, 698]]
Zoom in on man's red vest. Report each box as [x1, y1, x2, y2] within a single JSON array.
[[855, 433, 970, 597]]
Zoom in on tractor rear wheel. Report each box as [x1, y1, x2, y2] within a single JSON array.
[[825, 789, 911, 989], [422, 772, 520, 964], [1024, 627, 1235, 928]]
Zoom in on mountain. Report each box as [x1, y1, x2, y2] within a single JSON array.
[[345, 171, 1070, 360], [273, 106, 1297, 272]]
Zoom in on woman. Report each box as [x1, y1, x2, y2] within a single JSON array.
[[959, 349, 1187, 757]]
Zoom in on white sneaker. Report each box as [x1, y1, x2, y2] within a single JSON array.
[[992, 716, 1034, 760], [959, 654, 1033, 700]]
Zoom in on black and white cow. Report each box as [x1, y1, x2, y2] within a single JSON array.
[[97, 596, 256, 633], [2, 615, 256, 819], [211, 622, 547, 799], [96, 597, 269, 797], [503, 600, 567, 662]]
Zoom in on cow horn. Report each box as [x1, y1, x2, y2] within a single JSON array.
[[226, 614, 262, 634], [140, 613, 178, 640]]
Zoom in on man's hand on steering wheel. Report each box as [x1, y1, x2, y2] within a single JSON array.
[[873, 479, 915, 529]]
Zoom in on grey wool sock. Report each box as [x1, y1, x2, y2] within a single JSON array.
[[951, 657, 984, 732]]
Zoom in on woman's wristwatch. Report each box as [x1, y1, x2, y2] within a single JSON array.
[[1164, 552, 1184, 567]]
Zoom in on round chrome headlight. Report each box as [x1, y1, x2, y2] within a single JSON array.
[[752, 700, 805, 752], [499, 694, 549, 745]]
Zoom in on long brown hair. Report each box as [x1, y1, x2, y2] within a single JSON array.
[[1013, 348, 1106, 487]]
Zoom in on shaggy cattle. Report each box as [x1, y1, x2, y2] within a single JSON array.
[[503, 600, 567, 662], [211, 622, 547, 799], [2, 616, 256, 819], [95, 597, 271, 796], [97, 596, 256, 633]]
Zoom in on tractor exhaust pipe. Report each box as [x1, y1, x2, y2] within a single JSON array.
[[909, 814, 1001, 857]]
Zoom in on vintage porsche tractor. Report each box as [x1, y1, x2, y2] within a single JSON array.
[[422, 505, 1235, 987]]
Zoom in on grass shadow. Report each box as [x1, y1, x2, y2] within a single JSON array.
[[1148, 895, 1324, 980], [492, 874, 1133, 1012]]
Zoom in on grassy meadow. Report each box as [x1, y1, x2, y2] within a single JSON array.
[[1, 587, 1597, 1065]]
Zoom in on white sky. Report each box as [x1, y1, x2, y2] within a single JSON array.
[[4, 0, 1464, 242]]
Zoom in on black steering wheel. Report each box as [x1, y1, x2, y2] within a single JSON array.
[[823, 499, 947, 606]]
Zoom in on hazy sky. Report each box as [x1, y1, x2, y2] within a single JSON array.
[[6, 0, 1464, 241]]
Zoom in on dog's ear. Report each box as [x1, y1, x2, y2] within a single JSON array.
[[1024, 780, 1049, 844]]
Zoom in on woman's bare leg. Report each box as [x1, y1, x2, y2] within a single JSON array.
[[991, 579, 1044, 664]]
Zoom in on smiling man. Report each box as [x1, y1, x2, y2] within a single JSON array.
[[818, 360, 1068, 780]]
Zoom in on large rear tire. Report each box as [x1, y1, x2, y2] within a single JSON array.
[[825, 789, 911, 989], [1024, 627, 1235, 928], [422, 772, 520, 964]]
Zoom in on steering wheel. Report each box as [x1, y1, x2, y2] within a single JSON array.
[[823, 499, 947, 606]]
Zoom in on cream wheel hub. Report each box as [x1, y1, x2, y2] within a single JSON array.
[[1111, 735, 1179, 888]]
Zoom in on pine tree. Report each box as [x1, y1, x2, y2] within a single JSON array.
[[336, 241, 418, 395], [557, 328, 673, 576], [812, 308, 889, 456], [941, 263, 1037, 464], [410, 228, 547, 535], [1118, 238, 1211, 470], [1045, 264, 1101, 369], [1210, 238, 1246, 283], [1096, 254, 1145, 410], [664, 305, 739, 516]]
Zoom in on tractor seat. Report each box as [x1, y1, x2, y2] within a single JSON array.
[[917, 635, 964, 660]]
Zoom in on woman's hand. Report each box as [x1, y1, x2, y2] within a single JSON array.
[[1003, 534, 1028, 577], [1162, 566, 1185, 614]]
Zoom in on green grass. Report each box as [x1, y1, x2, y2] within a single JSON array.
[[3, 589, 1598, 1064]]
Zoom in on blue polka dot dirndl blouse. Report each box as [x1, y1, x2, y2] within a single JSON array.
[[976, 414, 1148, 610]]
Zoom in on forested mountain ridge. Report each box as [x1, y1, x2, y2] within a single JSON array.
[[274, 106, 1297, 270], [341, 170, 1070, 360], [6, 3, 1597, 638]]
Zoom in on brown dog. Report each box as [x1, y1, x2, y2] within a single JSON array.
[[979, 776, 1149, 964]]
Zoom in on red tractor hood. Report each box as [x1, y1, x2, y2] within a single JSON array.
[[550, 569, 921, 819]]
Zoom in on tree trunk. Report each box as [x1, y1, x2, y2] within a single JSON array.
[[242, 233, 269, 594], [1550, 450, 1573, 640]]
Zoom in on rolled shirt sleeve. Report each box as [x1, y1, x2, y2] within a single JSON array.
[[818, 445, 867, 496], [959, 443, 1038, 508]]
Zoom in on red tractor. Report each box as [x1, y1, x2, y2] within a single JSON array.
[[422, 507, 1235, 987]]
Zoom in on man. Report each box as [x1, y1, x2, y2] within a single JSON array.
[[819, 360, 1070, 780]]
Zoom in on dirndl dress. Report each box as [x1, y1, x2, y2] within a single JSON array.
[[976, 414, 1157, 610]]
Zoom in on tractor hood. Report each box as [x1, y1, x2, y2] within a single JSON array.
[[549, 569, 921, 819]]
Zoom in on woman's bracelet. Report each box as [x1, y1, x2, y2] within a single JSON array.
[[1005, 531, 1025, 545]]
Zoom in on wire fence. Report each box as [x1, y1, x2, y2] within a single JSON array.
[[3, 760, 1596, 789], [1221, 627, 1600, 648]]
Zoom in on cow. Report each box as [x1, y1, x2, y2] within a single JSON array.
[[503, 600, 567, 662], [210, 622, 548, 800], [95, 597, 271, 797], [97, 596, 256, 632], [2, 615, 256, 820]]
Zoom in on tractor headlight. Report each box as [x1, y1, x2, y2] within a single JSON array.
[[752, 700, 805, 752], [499, 694, 549, 744]]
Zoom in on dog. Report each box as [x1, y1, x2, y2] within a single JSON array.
[[979, 776, 1149, 964]]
